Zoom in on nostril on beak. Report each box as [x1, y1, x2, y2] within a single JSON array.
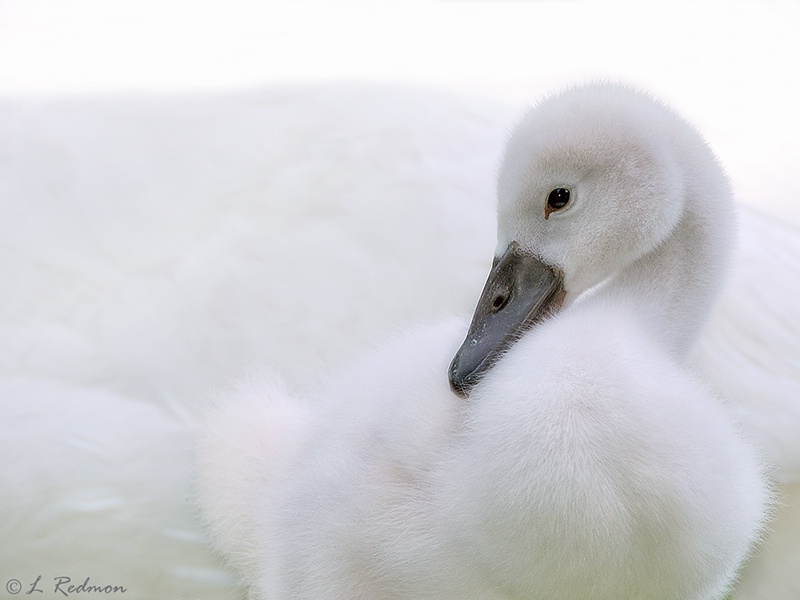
[[491, 294, 509, 312]]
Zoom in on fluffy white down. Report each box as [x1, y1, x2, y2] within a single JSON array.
[[196, 85, 771, 599], [195, 372, 314, 589], [197, 310, 767, 600], [450, 304, 766, 600]]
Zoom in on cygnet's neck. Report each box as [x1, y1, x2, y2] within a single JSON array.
[[595, 163, 733, 359]]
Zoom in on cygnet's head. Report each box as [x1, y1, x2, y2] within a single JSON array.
[[450, 83, 731, 397]]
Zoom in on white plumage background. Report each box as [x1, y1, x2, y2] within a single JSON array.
[[1, 1, 799, 598]]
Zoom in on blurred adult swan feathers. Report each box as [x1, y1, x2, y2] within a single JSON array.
[[196, 83, 770, 599]]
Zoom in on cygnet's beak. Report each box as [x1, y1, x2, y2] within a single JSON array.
[[449, 242, 565, 398]]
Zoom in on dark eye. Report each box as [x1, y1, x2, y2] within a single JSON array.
[[547, 188, 571, 210]]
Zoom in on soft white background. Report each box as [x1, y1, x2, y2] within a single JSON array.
[[1, 1, 799, 598]]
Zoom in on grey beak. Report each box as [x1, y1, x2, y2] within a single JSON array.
[[449, 242, 565, 398]]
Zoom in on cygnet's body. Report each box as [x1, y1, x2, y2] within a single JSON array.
[[196, 83, 769, 600]]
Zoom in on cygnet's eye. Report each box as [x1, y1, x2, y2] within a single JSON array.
[[545, 187, 571, 219]]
